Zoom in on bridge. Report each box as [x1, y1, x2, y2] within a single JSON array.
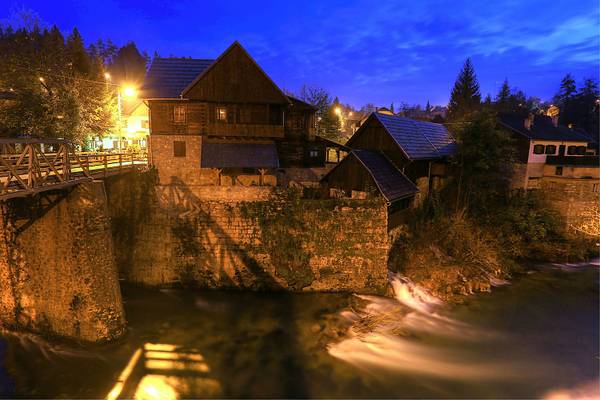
[[0, 138, 147, 201]]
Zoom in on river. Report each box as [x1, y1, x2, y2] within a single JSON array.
[[0, 261, 598, 399]]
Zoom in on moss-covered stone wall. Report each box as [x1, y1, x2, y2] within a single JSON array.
[[105, 171, 389, 294]]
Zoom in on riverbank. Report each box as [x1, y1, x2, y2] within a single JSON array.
[[387, 201, 598, 302]]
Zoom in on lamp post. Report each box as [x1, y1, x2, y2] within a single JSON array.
[[104, 73, 137, 151]]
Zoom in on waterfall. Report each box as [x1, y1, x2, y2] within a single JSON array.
[[328, 272, 523, 381]]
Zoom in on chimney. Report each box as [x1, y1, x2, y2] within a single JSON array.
[[524, 113, 534, 130], [551, 115, 559, 127]]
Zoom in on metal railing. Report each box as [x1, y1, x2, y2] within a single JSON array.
[[0, 139, 147, 200]]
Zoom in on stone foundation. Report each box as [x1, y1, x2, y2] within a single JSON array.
[[105, 171, 389, 294], [0, 182, 125, 342]]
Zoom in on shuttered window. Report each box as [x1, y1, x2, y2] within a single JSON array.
[[173, 141, 186, 157]]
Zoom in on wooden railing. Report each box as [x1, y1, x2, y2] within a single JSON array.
[[0, 139, 147, 200]]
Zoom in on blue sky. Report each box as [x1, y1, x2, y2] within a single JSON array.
[[3, 0, 599, 107]]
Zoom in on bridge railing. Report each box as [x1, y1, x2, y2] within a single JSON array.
[[0, 138, 147, 200]]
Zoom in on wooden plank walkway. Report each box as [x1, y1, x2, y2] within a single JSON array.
[[0, 138, 147, 201]]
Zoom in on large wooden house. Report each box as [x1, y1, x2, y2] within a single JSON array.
[[140, 42, 329, 187], [321, 112, 456, 223]]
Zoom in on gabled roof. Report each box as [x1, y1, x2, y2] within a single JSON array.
[[287, 95, 318, 111], [181, 41, 290, 104], [348, 112, 457, 160], [353, 150, 418, 202], [322, 149, 418, 203], [140, 58, 214, 98], [200, 142, 279, 168], [498, 113, 590, 142]]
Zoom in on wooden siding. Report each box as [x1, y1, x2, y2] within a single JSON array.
[[348, 118, 409, 170], [184, 44, 289, 104], [323, 154, 379, 196], [205, 122, 284, 138], [149, 100, 284, 137]]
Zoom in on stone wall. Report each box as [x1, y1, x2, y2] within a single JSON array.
[[539, 177, 599, 235], [0, 182, 125, 342], [105, 171, 389, 294]]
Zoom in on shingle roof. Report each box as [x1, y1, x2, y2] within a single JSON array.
[[141, 58, 214, 98], [200, 142, 279, 168], [353, 150, 418, 202], [498, 113, 590, 142], [372, 113, 457, 160]]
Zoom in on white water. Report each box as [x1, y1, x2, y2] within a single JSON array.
[[328, 273, 531, 381]]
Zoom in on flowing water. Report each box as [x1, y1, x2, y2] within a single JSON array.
[[0, 261, 598, 399]]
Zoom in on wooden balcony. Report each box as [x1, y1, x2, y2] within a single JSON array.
[[203, 123, 284, 138]]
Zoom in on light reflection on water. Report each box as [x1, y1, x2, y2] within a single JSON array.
[[0, 263, 598, 399]]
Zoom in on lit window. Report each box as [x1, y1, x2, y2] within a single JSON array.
[[173, 141, 186, 157], [309, 150, 319, 158], [173, 105, 186, 124], [141, 120, 149, 129], [216, 107, 227, 121], [533, 144, 544, 154], [545, 145, 556, 155], [567, 146, 577, 155], [555, 166, 563, 176]]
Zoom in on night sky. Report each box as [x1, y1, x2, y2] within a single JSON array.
[[2, 0, 599, 108]]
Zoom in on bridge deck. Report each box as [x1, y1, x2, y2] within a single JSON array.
[[0, 139, 147, 201]]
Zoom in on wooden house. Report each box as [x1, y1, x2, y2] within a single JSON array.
[[321, 112, 456, 224], [140, 42, 327, 187]]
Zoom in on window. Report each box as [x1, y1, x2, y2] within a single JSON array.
[[533, 144, 545, 154], [173, 141, 186, 157], [576, 146, 587, 155], [173, 105, 186, 124], [141, 120, 149, 129], [567, 145, 577, 155], [216, 107, 227, 122], [593, 184, 599, 193], [545, 145, 556, 154], [555, 166, 563, 176], [309, 150, 319, 158]]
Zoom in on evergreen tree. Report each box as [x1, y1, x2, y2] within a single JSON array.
[[425, 100, 431, 113], [109, 42, 148, 86], [448, 58, 481, 121], [495, 79, 511, 110]]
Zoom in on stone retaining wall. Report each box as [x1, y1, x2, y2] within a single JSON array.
[[105, 171, 389, 294], [0, 182, 125, 342]]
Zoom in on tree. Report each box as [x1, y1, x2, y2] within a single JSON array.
[[425, 100, 432, 113], [495, 79, 511, 109], [448, 58, 481, 121], [109, 42, 148, 86], [455, 111, 516, 213], [298, 85, 341, 140], [0, 22, 116, 143]]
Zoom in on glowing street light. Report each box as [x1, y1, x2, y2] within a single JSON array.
[[122, 86, 137, 99], [334, 107, 341, 115], [38, 77, 45, 83], [104, 72, 111, 80]]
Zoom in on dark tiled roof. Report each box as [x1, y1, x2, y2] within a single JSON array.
[[353, 150, 418, 202], [498, 113, 590, 142], [373, 113, 457, 159], [141, 58, 214, 98], [200, 142, 279, 168]]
